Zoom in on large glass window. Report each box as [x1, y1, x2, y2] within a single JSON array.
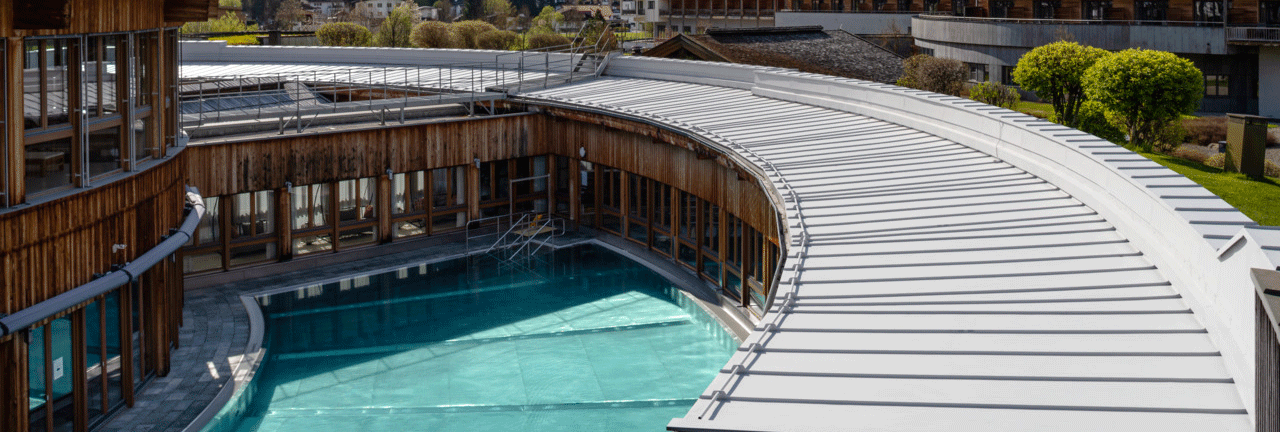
[[1194, 0, 1224, 22], [229, 190, 277, 266], [578, 161, 596, 224], [293, 183, 333, 255], [24, 38, 75, 196], [1265, 1, 1280, 25], [184, 197, 223, 273], [627, 174, 649, 245], [1205, 74, 1230, 97], [337, 178, 378, 248], [1083, 0, 1110, 19]]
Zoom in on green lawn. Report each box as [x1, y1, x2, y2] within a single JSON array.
[[1013, 101, 1053, 119], [1141, 151, 1280, 226]]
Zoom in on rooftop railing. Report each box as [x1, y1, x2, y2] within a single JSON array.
[[180, 27, 621, 133]]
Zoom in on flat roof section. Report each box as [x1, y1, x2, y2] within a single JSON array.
[[518, 78, 1252, 431]]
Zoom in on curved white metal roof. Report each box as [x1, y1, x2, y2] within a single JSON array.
[[516, 77, 1251, 431], [179, 43, 1277, 431]]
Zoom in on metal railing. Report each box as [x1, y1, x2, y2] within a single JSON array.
[[1228, 26, 1280, 42], [915, 13, 1240, 26], [181, 27, 624, 131]]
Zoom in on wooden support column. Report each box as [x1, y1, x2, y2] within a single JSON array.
[[72, 311, 87, 432], [378, 173, 392, 243], [278, 187, 292, 260], [569, 158, 580, 223], [0, 335, 29, 432], [466, 162, 480, 221], [5, 38, 24, 206]]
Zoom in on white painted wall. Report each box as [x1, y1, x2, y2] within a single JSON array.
[[1261, 47, 1280, 119]]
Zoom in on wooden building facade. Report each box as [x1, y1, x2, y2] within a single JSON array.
[[0, 1, 216, 431], [180, 109, 786, 313]]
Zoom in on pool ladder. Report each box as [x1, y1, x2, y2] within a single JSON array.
[[483, 213, 565, 263]]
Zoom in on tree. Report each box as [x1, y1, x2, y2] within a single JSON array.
[[482, 0, 515, 27], [895, 54, 966, 96], [1011, 41, 1109, 128], [411, 20, 455, 47], [530, 6, 563, 33], [316, 21, 374, 46], [273, 0, 307, 30], [1083, 48, 1203, 151], [376, 3, 420, 47], [433, 0, 456, 21]]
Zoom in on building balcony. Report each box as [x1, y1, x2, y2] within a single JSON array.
[[913, 14, 1231, 54]]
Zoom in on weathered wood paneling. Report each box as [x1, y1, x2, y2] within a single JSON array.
[[0, 0, 198, 37], [187, 115, 544, 196], [0, 154, 187, 314]]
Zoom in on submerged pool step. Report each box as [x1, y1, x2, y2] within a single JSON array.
[[262, 398, 699, 417], [274, 318, 695, 360]]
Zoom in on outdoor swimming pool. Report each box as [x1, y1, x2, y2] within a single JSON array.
[[202, 244, 738, 432]]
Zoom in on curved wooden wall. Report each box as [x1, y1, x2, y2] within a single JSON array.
[[0, 153, 188, 317]]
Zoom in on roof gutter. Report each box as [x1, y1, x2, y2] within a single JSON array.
[[0, 187, 206, 338]]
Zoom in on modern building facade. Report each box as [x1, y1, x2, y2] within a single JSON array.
[[5, 1, 1280, 432], [0, 0, 216, 431]]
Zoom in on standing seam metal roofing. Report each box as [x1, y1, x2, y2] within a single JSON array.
[[179, 46, 1268, 430], [516, 77, 1254, 431]]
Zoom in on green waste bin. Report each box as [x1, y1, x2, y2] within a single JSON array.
[[1226, 114, 1269, 179]]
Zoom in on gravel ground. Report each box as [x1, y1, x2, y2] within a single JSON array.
[[1174, 128, 1280, 165]]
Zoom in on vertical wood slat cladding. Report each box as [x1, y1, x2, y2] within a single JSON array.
[[0, 0, 200, 37], [186, 115, 542, 197], [0, 154, 187, 316], [185, 111, 782, 241]]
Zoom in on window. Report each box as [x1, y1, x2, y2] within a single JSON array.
[[336, 178, 378, 248], [649, 0, 655, 8], [898, 0, 911, 10], [1001, 65, 1016, 85], [627, 174, 649, 245], [923, 0, 938, 11], [918, 47, 935, 56], [1264, 1, 1280, 25], [952, 0, 965, 15], [228, 190, 277, 266], [1194, 0, 1224, 23], [23, 38, 76, 196], [1135, 0, 1168, 21], [1033, 0, 1059, 18], [1083, 0, 1110, 19], [967, 62, 989, 82], [185, 196, 223, 273], [1205, 74, 1230, 96], [292, 183, 333, 255], [990, 0, 1011, 16]]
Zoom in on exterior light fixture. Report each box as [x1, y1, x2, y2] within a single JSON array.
[[579, 147, 587, 158], [474, 157, 482, 169]]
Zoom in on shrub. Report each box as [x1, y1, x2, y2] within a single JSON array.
[[896, 55, 967, 97], [1072, 100, 1126, 144], [476, 30, 518, 50], [210, 35, 260, 45], [317, 22, 373, 46], [527, 32, 570, 50], [1153, 120, 1187, 154], [1170, 146, 1212, 164], [1011, 41, 1110, 128], [968, 82, 1020, 109], [411, 21, 454, 48], [1268, 160, 1280, 178], [1206, 153, 1226, 169], [1083, 49, 1203, 152], [452, 20, 498, 49], [181, 11, 257, 34], [1183, 117, 1227, 147]]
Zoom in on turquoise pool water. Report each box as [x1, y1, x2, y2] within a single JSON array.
[[203, 244, 738, 432]]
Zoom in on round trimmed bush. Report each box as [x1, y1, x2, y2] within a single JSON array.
[[411, 21, 454, 48]]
